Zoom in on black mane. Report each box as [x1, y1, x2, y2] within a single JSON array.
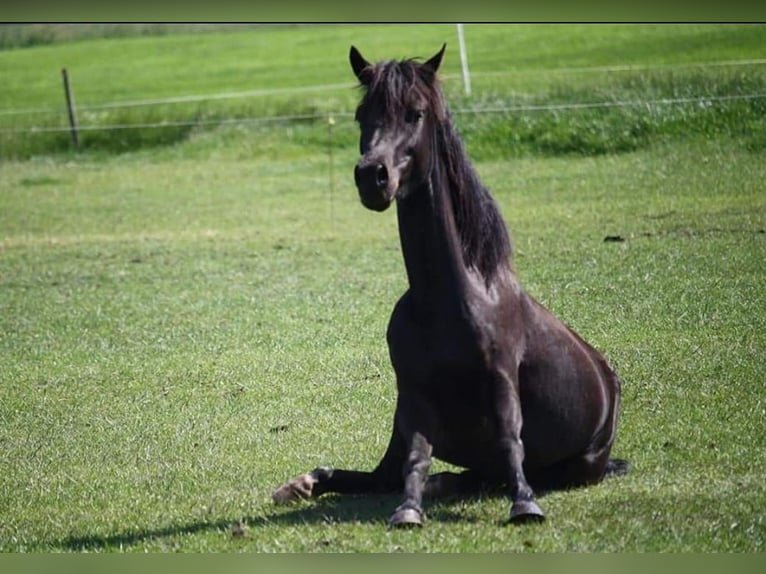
[[434, 113, 513, 278], [360, 58, 512, 279]]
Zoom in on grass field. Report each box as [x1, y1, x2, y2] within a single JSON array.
[[1, 24, 765, 552]]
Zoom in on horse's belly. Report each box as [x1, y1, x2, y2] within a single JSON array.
[[430, 408, 570, 476], [426, 373, 586, 475], [432, 423, 496, 471]]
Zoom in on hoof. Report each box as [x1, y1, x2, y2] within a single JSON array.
[[272, 472, 318, 504], [388, 506, 424, 529], [509, 499, 545, 524]]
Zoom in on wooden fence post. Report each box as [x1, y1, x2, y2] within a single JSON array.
[[61, 68, 79, 148]]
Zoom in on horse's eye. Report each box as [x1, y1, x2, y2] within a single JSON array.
[[405, 109, 424, 124]]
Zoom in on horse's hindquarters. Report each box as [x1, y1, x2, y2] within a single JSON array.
[[517, 299, 620, 481]]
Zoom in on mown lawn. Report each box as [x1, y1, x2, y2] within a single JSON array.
[[1, 24, 765, 552]]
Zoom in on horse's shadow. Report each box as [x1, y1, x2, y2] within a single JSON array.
[[56, 493, 503, 551]]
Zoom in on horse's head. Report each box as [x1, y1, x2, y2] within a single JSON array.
[[349, 44, 446, 211]]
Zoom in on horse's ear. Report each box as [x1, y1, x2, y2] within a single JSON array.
[[423, 43, 446, 75], [349, 45, 373, 85]]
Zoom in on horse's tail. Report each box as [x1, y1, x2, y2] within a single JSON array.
[[605, 458, 631, 478]]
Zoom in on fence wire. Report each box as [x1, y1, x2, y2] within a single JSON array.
[[2, 55, 766, 137], [1, 56, 765, 119], [1, 92, 764, 136]]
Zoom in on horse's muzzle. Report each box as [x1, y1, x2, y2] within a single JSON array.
[[354, 162, 395, 212]]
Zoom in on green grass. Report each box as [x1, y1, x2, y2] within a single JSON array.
[[0, 24, 274, 50], [2, 24, 766, 158], [1, 25, 766, 552]]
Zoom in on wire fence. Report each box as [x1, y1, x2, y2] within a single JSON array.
[[1, 57, 765, 138], [3, 57, 766, 119], [1, 93, 765, 136], [0, 82, 358, 118]]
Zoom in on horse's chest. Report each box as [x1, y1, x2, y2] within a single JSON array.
[[387, 297, 508, 468], [389, 309, 502, 424], [392, 284, 504, 362], [390, 311, 494, 380]]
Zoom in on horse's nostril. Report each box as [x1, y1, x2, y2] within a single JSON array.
[[355, 162, 389, 194], [375, 164, 388, 188]]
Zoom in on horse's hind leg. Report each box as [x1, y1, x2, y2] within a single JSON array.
[[531, 417, 626, 492], [272, 467, 399, 502], [272, 425, 405, 503], [531, 452, 609, 493]]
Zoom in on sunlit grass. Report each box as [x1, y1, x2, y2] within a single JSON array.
[[1, 24, 765, 552], [1, 24, 766, 158], [1, 136, 764, 551]]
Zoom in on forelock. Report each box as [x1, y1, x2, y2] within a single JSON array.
[[358, 58, 445, 120]]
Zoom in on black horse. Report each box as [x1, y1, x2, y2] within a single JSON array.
[[273, 45, 627, 527]]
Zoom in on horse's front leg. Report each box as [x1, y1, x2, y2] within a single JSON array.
[[388, 392, 437, 528], [493, 368, 545, 523]]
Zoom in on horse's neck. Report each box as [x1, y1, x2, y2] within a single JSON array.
[[396, 177, 470, 312]]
